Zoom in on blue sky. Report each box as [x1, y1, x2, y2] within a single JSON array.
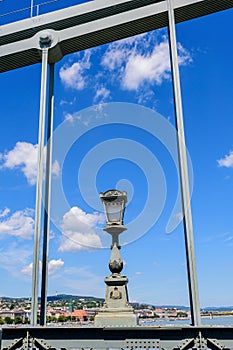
[[0, 1, 233, 308]]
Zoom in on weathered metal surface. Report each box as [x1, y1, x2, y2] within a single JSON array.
[[1, 326, 233, 350], [1, 0, 233, 72]]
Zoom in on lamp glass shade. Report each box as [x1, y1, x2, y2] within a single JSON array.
[[100, 190, 127, 226], [105, 200, 123, 224]]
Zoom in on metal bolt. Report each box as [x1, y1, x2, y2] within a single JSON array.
[[39, 32, 52, 48]]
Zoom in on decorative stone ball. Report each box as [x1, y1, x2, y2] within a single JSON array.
[[109, 260, 123, 273]]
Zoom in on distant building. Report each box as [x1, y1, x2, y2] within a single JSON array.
[[0, 309, 30, 321], [64, 309, 88, 321]]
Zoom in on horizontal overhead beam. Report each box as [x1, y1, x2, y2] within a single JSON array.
[[0, 0, 233, 72]]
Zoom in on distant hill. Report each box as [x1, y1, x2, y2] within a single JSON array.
[[203, 306, 233, 312], [46, 294, 104, 302], [151, 305, 233, 312], [152, 305, 190, 310], [0, 297, 27, 302], [1, 294, 233, 312], [0, 294, 104, 303]]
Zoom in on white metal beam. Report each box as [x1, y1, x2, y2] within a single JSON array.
[[1, 0, 233, 72], [167, 0, 201, 326]]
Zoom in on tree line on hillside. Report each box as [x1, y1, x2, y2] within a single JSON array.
[[0, 315, 94, 325]]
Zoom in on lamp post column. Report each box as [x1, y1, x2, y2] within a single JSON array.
[[94, 190, 138, 327]]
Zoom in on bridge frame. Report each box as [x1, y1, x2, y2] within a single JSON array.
[[1, 0, 233, 344]]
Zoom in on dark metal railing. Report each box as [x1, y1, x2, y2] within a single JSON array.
[[1, 326, 233, 350]]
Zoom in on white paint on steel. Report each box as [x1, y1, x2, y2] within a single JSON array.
[[167, 0, 201, 326], [31, 47, 49, 326], [40, 63, 55, 326]]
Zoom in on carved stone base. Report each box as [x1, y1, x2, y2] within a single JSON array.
[[94, 308, 138, 327], [94, 273, 138, 327]]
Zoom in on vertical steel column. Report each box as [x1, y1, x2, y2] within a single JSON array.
[[31, 48, 49, 326], [167, 0, 201, 326], [40, 63, 55, 326], [30, 0, 34, 17]]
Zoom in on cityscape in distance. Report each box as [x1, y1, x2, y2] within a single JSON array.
[[0, 294, 233, 325]]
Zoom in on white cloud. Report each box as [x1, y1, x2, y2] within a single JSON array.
[[52, 160, 60, 177], [101, 35, 192, 91], [59, 206, 104, 252], [217, 150, 233, 168], [64, 113, 75, 123], [101, 44, 128, 70], [0, 207, 10, 218], [21, 262, 39, 276], [137, 89, 155, 105], [224, 235, 233, 243], [123, 41, 191, 90], [101, 33, 147, 71], [21, 258, 64, 276], [122, 41, 171, 90], [0, 142, 38, 185], [64, 111, 92, 126], [94, 86, 110, 103], [59, 33, 192, 102], [59, 51, 92, 90], [48, 258, 64, 275], [0, 141, 60, 185], [60, 97, 76, 106], [0, 208, 34, 240]]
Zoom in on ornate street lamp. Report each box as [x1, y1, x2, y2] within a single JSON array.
[[94, 189, 138, 327], [100, 190, 127, 249]]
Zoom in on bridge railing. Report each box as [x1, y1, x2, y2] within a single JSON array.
[[1, 326, 233, 350]]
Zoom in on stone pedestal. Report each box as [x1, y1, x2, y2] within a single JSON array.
[[94, 273, 138, 327], [94, 206, 138, 327]]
